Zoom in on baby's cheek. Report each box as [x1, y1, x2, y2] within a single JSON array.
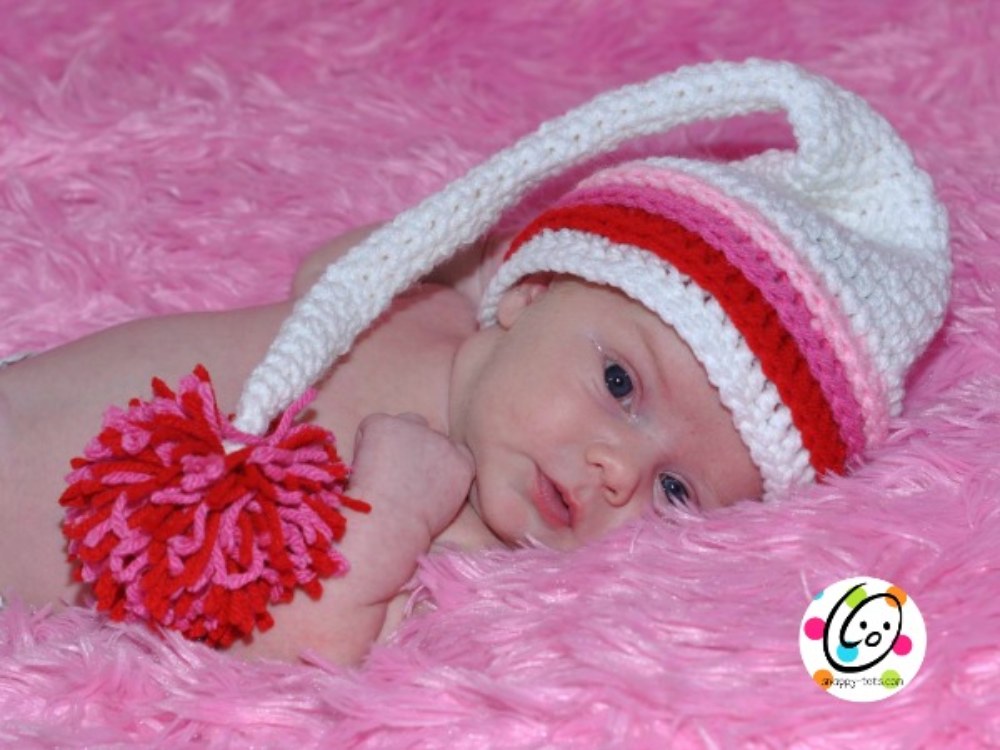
[[474, 475, 526, 544]]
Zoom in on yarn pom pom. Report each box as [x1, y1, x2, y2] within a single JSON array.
[[59, 365, 370, 648]]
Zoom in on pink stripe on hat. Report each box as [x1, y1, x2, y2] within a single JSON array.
[[236, 60, 950, 499], [559, 180, 865, 458]]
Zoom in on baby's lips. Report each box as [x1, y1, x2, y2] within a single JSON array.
[[554, 480, 582, 529], [531, 470, 572, 530]]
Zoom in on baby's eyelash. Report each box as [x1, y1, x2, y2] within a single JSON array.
[[592, 340, 641, 416], [602, 357, 640, 413], [658, 472, 691, 508]]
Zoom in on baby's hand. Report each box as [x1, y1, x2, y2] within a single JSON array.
[[349, 413, 474, 541], [228, 413, 474, 663]]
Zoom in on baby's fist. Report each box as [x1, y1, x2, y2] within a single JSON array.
[[349, 413, 474, 539]]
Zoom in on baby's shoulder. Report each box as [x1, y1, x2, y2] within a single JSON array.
[[313, 282, 475, 436], [385, 282, 478, 342]]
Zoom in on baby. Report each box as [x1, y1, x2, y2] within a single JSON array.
[[0, 60, 950, 664]]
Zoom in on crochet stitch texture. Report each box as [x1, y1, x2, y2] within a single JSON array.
[[234, 58, 950, 496]]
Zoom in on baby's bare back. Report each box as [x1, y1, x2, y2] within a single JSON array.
[[0, 282, 476, 656]]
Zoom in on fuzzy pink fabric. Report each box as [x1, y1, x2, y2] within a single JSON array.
[[2, 1, 999, 747]]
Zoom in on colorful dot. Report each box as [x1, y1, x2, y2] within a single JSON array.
[[881, 670, 903, 689], [886, 586, 907, 608], [803, 617, 825, 640], [893, 634, 913, 656], [813, 669, 834, 690], [837, 643, 858, 662], [845, 586, 867, 609], [813, 589, 825, 600]]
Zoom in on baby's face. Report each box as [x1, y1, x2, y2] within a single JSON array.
[[449, 277, 763, 550]]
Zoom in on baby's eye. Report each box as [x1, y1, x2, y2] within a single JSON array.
[[658, 472, 690, 508], [604, 362, 633, 400]]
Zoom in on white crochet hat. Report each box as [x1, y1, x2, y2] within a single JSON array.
[[233, 59, 951, 497]]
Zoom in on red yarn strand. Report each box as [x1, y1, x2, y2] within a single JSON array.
[[60, 365, 369, 648]]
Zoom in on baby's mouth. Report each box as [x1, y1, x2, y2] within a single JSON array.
[[531, 469, 573, 530]]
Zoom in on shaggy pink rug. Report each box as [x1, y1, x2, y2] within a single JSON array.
[[2, 1, 999, 747]]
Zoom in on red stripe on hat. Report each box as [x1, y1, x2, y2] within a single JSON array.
[[508, 204, 847, 477]]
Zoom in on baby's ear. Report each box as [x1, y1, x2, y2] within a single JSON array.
[[495, 274, 552, 329]]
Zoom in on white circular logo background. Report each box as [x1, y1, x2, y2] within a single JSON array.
[[799, 576, 927, 702]]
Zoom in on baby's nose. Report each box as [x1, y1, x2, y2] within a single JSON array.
[[584, 441, 641, 508]]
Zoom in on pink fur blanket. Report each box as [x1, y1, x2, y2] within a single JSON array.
[[2, 2, 999, 747]]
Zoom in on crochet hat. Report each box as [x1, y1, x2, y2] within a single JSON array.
[[234, 59, 951, 498]]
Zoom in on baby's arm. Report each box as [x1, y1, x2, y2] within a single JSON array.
[[332, 413, 474, 654], [238, 412, 473, 664]]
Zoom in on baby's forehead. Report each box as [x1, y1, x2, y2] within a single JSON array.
[[549, 275, 647, 307]]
